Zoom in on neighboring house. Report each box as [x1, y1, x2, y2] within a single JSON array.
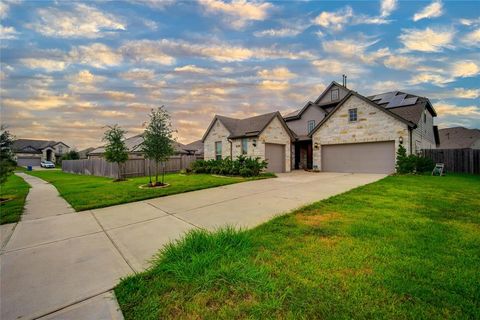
[[183, 140, 204, 157], [202, 80, 439, 174], [78, 147, 95, 159], [202, 112, 295, 173], [12, 139, 70, 166], [88, 134, 192, 159], [437, 127, 480, 149]]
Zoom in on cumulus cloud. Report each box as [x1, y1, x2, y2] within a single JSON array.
[[28, 3, 126, 38], [399, 27, 454, 52], [121, 40, 176, 65], [174, 65, 211, 74], [380, 0, 397, 17], [258, 80, 289, 91], [0, 25, 19, 39], [413, 0, 443, 22], [383, 54, 422, 70], [198, 0, 273, 29], [461, 28, 480, 46], [257, 67, 296, 80], [313, 6, 353, 31], [435, 102, 480, 116], [453, 88, 480, 99], [3, 93, 73, 110], [409, 73, 451, 86], [322, 38, 389, 64], [451, 60, 479, 78], [104, 90, 136, 100], [120, 68, 156, 81], [20, 58, 68, 72], [312, 59, 366, 78], [70, 43, 123, 68]]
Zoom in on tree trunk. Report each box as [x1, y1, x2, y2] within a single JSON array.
[[148, 160, 152, 185], [162, 162, 165, 184], [155, 161, 158, 185]]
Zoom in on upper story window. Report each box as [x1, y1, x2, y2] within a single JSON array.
[[215, 141, 222, 160], [331, 88, 339, 100], [58, 146, 63, 154], [348, 108, 357, 122], [423, 113, 427, 123], [307, 120, 315, 133], [241, 138, 248, 155]]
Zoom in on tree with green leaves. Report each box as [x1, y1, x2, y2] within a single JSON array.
[[103, 125, 129, 181], [142, 107, 175, 186], [0, 126, 16, 185]]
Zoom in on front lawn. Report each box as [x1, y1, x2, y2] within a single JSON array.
[[115, 174, 480, 319], [0, 174, 31, 224], [26, 171, 272, 211]]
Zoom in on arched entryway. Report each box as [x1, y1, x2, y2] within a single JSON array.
[[46, 149, 53, 161]]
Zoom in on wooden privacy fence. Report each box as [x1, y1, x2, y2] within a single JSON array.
[[422, 149, 480, 174], [62, 155, 201, 178]]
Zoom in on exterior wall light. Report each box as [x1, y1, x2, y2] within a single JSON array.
[[399, 136, 404, 144], [253, 139, 257, 147], [314, 142, 319, 149]]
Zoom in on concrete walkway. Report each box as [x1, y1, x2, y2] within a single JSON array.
[[0, 171, 385, 319]]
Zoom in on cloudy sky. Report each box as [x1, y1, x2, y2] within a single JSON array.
[[1, 0, 479, 149]]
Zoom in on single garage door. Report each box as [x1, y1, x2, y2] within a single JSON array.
[[17, 157, 41, 167], [265, 143, 285, 173], [322, 141, 395, 174]]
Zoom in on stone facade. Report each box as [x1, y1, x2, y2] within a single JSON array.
[[204, 116, 291, 172], [311, 95, 410, 170]]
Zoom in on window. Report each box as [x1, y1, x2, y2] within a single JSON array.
[[423, 113, 426, 123], [241, 138, 248, 155], [307, 120, 315, 133], [331, 89, 339, 100], [215, 141, 222, 160], [348, 108, 357, 122]]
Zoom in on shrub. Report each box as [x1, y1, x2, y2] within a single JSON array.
[[191, 156, 268, 177], [396, 145, 435, 174]]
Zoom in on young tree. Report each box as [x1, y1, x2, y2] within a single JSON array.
[[0, 126, 16, 185], [142, 106, 175, 186], [103, 125, 129, 181]]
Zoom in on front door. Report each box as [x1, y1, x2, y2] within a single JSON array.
[[307, 143, 313, 169]]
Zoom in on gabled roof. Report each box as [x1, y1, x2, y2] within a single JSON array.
[[313, 81, 347, 104], [12, 139, 69, 153], [438, 127, 480, 149], [89, 134, 188, 155], [202, 111, 295, 142], [183, 140, 204, 155], [308, 91, 417, 137]]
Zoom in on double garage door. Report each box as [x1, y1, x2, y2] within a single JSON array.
[[322, 141, 395, 174], [17, 157, 41, 167], [265, 143, 286, 173]]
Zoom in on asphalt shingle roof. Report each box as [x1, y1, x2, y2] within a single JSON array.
[[12, 139, 65, 153], [89, 134, 188, 155], [217, 112, 279, 138], [438, 127, 480, 149]]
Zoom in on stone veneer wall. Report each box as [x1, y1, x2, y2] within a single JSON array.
[[203, 119, 232, 160], [258, 117, 291, 172], [311, 95, 410, 170]]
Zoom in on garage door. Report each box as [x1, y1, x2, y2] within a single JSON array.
[[265, 143, 285, 173], [322, 141, 395, 174], [17, 157, 41, 167]]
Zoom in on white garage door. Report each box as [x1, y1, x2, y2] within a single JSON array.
[[265, 143, 285, 173], [322, 141, 395, 174], [17, 157, 41, 167]]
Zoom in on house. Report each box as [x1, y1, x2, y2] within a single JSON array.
[[78, 147, 96, 159], [88, 134, 193, 159], [437, 127, 480, 149], [202, 81, 439, 174], [183, 140, 204, 157], [12, 139, 70, 166], [202, 112, 295, 172]]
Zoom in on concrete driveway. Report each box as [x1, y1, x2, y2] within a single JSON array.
[[0, 171, 385, 319]]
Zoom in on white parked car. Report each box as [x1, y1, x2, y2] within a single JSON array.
[[40, 160, 55, 168]]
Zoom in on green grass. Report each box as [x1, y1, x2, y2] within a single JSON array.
[[26, 171, 273, 211], [0, 174, 31, 224], [115, 174, 480, 319]]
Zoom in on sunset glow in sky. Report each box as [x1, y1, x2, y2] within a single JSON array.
[[1, 0, 479, 149]]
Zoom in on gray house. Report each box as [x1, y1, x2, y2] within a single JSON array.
[[12, 139, 70, 166], [438, 127, 480, 149]]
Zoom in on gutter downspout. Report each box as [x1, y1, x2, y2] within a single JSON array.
[[408, 127, 413, 155]]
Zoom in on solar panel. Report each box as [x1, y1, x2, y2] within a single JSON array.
[[399, 97, 418, 106], [376, 91, 398, 104], [386, 93, 407, 108]]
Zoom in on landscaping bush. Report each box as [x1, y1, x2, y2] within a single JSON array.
[[396, 145, 435, 174], [191, 156, 268, 177]]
